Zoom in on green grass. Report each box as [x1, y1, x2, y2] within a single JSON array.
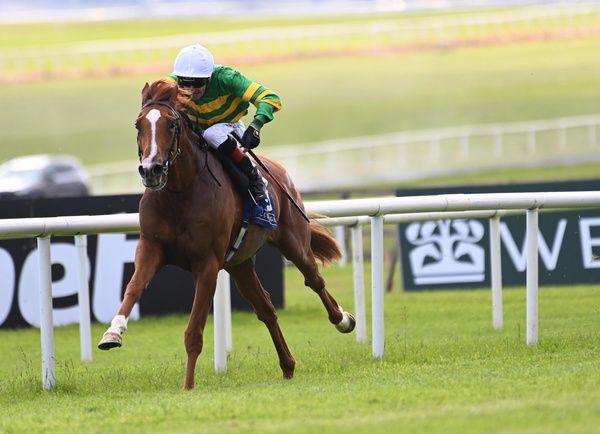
[[0, 13, 419, 48], [2, 36, 600, 169], [3, 8, 594, 49], [2, 12, 600, 189], [1, 12, 600, 433], [1, 264, 600, 433]]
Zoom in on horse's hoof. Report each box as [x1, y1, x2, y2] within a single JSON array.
[[98, 331, 123, 350], [335, 311, 356, 334]]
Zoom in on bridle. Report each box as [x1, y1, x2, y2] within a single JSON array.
[[137, 99, 221, 191], [138, 100, 182, 177]]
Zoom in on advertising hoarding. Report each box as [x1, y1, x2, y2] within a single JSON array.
[[0, 195, 283, 328], [397, 180, 600, 290]]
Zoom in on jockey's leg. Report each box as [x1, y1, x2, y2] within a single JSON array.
[[204, 123, 268, 205], [236, 151, 268, 205]]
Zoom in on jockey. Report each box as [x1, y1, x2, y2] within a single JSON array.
[[168, 44, 281, 205]]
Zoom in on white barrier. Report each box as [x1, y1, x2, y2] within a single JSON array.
[[307, 192, 600, 358], [316, 209, 518, 353], [2, 191, 600, 389], [88, 113, 600, 194], [213, 270, 231, 374], [0, 213, 234, 390]]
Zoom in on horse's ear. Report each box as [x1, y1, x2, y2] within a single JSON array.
[[141, 82, 151, 105]]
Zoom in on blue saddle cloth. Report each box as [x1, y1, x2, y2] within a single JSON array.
[[243, 191, 277, 230]]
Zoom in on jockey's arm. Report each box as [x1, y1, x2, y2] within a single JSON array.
[[230, 69, 281, 149], [238, 78, 282, 132], [250, 99, 280, 131]]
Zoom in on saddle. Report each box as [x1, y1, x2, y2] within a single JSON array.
[[212, 151, 277, 261]]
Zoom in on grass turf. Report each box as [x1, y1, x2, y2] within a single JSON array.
[[3, 8, 595, 49], [2, 36, 600, 166], [2, 12, 600, 190], [1, 12, 600, 433], [0, 264, 599, 433]]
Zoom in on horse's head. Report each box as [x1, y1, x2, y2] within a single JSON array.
[[136, 80, 184, 191]]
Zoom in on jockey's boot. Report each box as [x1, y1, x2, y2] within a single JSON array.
[[238, 155, 268, 205]]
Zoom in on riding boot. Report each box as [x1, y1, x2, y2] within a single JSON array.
[[238, 155, 268, 205]]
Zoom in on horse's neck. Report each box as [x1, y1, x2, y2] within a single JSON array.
[[165, 136, 203, 191]]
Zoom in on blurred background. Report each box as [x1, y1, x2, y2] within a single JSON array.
[[1, 0, 600, 196]]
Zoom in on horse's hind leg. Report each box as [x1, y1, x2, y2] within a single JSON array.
[[227, 259, 296, 379], [278, 233, 355, 334]]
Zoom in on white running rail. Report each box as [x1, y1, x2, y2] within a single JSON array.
[[87, 113, 600, 194], [3, 191, 600, 390]]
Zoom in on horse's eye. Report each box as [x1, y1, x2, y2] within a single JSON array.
[[168, 121, 177, 132]]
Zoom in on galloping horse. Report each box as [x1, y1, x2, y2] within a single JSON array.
[[98, 79, 355, 389]]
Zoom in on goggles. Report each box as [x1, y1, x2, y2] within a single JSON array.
[[177, 76, 208, 88]]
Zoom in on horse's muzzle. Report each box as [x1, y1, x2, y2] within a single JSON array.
[[138, 163, 166, 190]]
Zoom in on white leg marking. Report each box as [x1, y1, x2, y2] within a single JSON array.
[[335, 305, 353, 333], [142, 108, 161, 169], [98, 314, 128, 349], [108, 314, 128, 335]]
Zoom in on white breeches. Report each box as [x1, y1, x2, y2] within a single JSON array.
[[202, 121, 246, 149]]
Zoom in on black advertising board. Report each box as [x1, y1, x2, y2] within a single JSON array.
[[397, 180, 600, 290], [0, 194, 283, 328]]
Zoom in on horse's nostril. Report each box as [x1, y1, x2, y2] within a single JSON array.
[[152, 164, 164, 176], [138, 165, 145, 177]]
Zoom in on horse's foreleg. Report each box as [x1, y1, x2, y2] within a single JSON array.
[[184, 258, 220, 390], [228, 260, 296, 379], [98, 239, 164, 350]]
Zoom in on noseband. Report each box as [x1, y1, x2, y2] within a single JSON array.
[[139, 100, 182, 177]]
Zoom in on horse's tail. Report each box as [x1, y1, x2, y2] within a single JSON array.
[[310, 220, 342, 265]]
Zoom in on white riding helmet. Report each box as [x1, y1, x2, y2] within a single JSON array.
[[172, 44, 215, 78]]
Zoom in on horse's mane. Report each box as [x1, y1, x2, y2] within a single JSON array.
[[144, 79, 193, 115]]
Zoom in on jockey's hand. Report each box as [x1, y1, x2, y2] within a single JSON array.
[[242, 126, 260, 149]]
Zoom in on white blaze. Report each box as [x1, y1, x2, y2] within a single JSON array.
[[142, 108, 161, 169]]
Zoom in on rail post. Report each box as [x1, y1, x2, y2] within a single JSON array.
[[526, 209, 539, 345], [223, 272, 232, 354], [371, 215, 385, 359], [489, 216, 503, 330], [37, 236, 56, 391], [213, 270, 228, 374], [350, 224, 367, 343], [75, 235, 92, 362]]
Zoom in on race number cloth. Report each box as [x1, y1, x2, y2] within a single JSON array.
[[243, 191, 277, 230]]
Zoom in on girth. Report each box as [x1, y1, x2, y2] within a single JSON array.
[[224, 220, 249, 262]]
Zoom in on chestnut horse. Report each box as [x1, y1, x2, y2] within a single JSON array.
[[98, 79, 355, 389]]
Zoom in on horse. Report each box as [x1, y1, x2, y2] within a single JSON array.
[[98, 79, 355, 389]]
